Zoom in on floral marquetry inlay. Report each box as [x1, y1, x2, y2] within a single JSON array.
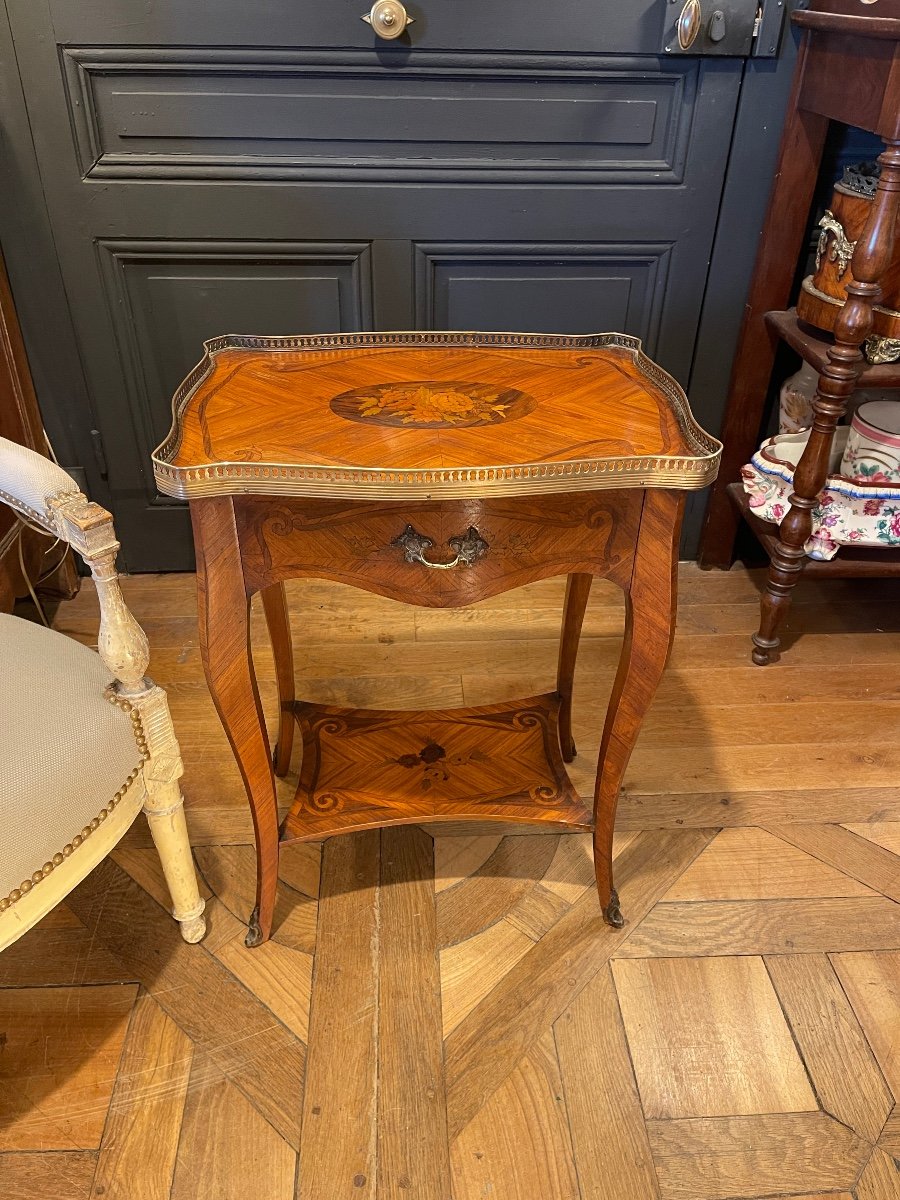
[[282, 693, 591, 842], [152, 330, 722, 500], [330, 380, 535, 428]]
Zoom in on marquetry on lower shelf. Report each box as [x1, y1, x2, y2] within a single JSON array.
[[280, 692, 592, 843]]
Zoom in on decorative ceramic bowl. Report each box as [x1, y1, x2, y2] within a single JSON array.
[[741, 426, 900, 560], [840, 399, 900, 484]]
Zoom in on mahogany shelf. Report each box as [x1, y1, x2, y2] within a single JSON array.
[[765, 309, 900, 389], [726, 482, 900, 578], [280, 692, 592, 843]]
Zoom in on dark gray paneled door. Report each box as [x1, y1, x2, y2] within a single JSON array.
[[3, 0, 749, 570]]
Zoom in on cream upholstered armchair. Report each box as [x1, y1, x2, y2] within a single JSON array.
[[0, 437, 205, 948]]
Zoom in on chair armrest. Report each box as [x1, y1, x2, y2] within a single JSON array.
[[0, 436, 81, 531], [0, 435, 150, 694]]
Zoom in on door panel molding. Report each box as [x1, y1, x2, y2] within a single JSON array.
[[62, 47, 697, 184], [96, 239, 373, 506], [414, 243, 672, 353]]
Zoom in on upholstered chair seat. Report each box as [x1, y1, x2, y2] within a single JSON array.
[[0, 613, 146, 906], [0, 436, 206, 949]]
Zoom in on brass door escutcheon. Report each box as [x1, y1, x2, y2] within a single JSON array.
[[361, 0, 414, 40]]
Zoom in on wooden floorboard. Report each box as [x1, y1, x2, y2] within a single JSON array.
[[296, 832, 379, 1200], [4, 566, 900, 1199], [377, 827, 451, 1200], [92, 993, 193, 1200]]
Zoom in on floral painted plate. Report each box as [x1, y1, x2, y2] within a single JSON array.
[[741, 427, 900, 560]]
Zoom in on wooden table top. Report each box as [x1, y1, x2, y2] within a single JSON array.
[[153, 331, 720, 500]]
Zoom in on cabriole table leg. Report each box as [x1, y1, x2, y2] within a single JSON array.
[[592, 490, 682, 926], [192, 496, 281, 947]]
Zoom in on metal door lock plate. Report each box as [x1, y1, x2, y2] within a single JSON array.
[[662, 0, 782, 56]]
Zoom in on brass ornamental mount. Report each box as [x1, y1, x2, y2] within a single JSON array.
[[361, 0, 414, 39], [392, 524, 489, 570]]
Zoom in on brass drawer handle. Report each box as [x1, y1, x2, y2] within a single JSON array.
[[392, 524, 489, 570], [362, 0, 414, 40]]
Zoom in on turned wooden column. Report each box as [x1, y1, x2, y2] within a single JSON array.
[[752, 142, 900, 665]]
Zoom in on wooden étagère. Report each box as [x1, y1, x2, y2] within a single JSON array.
[[155, 330, 720, 947], [699, 0, 900, 663]]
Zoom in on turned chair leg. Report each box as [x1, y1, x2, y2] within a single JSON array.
[[144, 777, 206, 943], [557, 573, 592, 763], [261, 582, 295, 777], [593, 491, 681, 926]]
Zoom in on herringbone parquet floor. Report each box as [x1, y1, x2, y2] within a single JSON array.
[[2, 565, 900, 1200]]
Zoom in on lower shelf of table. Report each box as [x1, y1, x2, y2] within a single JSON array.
[[280, 691, 592, 843], [727, 482, 900, 578]]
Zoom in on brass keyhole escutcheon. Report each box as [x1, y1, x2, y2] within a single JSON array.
[[361, 0, 414, 40], [676, 0, 702, 49]]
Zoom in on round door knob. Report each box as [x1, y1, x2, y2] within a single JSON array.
[[362, 0, 414, 40]]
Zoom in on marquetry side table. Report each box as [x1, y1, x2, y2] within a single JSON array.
[[153, 332, 720, 946]]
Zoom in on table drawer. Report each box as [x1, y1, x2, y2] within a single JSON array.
[[237, 491, 643, 606]]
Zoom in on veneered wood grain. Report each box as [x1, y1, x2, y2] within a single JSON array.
[[611, 956, 816, 1119], [451, 1032, 579, 1200], [92, 993, 193, 1200], [283, 695, 588, 842], [618, 897, 900, 959], [192, 493, 281, 945], [592, 488, 683, 920], [377, 827, 451, 1200], [238, 491, 641, 604], [444, 828, 713, 1140], [65, 859, 304, 1150], [170, 1055, 295, 1200], [665, 827, 874, 901], [554, 965, 660, 1200], [297, 832, 379, 1200], [764, 953, 892, 1142], [156, 335, 714, 489], [647, 1113, 868, 1200], [831, 951, 900, 1098]]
